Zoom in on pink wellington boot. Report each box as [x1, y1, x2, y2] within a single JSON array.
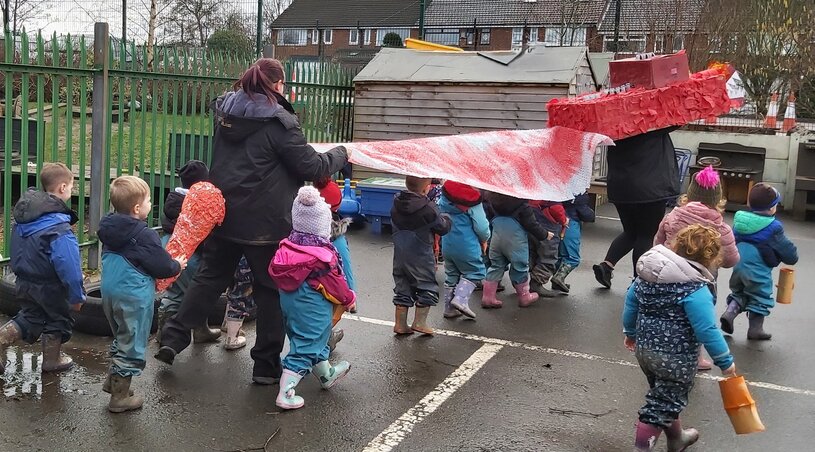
[[514, 280, 539, 307], [480, 280, 502, 309]]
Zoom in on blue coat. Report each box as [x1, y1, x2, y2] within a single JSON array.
[[98, 213, 181, 279], [439, 195, 490, 263], [10, 189, 85, 305]]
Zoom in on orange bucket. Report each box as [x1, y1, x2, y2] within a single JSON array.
[[719, 375, 766, 434], [331, 304, 344, 327], [776, 267, 794, 304]]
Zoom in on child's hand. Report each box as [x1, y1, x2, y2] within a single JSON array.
[[481, 242, 488, 255], [175, 256, 188, 270], [723, 363, 737, 376], [71, 302, 83, 313], [346, 302, 357, 312], [624, 336, 636, 351], [547, 231, 555, 240]]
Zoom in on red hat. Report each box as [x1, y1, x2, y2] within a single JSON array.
[[314, 177, 342, 212], [442, 181, 482, 207]]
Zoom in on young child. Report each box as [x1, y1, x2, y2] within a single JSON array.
[[99, 176, 185, 413], [528, 200, 569, 297], [654, 166, 740, 370], [269, 186, 356, 410], [551, 192, 596, 294], [315, 176, 356, 350], [391, 176, 452, 335], [481, 192, 554, 309], [438, 181, 490, 319], [721, 183, 798, 340], [157, 160, 221, 344], [623, 225, 736, 452], [0, 163, 85, 374]]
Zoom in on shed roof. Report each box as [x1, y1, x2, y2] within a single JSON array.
[[424, 0, 609, 27], [271, 0, 420, 28], [354, 46, 591, 85]]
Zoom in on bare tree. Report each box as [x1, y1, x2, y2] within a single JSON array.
[[263, 0, 291, 42], [171, 0, 219, 47], [4, 0, 47, 33]]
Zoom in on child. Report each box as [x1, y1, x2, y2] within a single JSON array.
[[0, 163, 85, 374], [551, 192, 596, 294], [528, 200, 569, 297], [98, 176, 186, 413], [623, 225, 736, 452], [654, 167, 739, 370], [157, 160, 221, 344], [481, 192, 554, 308], [721, 183, 798, 340], [269, 186, 356, 410], [438, 181, 490, 319], [391, 176, 452, 335], [315, 176, 356, 350], [427, 178, 444, 265], [221, 256, 256, 350]]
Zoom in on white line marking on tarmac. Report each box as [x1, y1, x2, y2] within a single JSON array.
[[345, 314, 815, 397], [362, 343, 503, 452], [596, 215, 621, 221]]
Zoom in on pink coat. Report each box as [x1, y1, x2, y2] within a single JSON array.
[[654, 202, 740, 269], [269, 240, 356, 308]]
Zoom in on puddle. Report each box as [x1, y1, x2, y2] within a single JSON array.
[[2, 344, 110, 400]]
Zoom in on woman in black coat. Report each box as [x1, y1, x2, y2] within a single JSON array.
[[156, 59, 348, 385], [593, 127, 679, 288]]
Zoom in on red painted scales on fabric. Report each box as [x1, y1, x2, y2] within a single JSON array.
[[313, 126, 612, 201]]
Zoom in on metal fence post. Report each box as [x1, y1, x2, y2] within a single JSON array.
[[263, 44, 275, 58], [88, 22, 109, 270]]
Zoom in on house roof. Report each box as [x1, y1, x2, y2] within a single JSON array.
[[354, 45, 592, 85], [598, 0, 704, 33], [271, 0, 421, 28], [423, 0, 609, 27]]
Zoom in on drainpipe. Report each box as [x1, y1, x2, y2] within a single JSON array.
[[613, 0, 622, 52], [419, 0, 426, 40]]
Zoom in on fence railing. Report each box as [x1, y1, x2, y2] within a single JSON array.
[[0, 23, 357, 267]]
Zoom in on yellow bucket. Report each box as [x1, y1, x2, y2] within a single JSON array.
[[719, 375, 766, 434], [776, 267, 794, 304]]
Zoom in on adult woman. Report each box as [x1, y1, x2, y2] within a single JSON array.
[[156, 59, 348, 386], [593, 127, 679, 288]]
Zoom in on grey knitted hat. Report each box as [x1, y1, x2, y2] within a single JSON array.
[[291, 186, 332, 239]]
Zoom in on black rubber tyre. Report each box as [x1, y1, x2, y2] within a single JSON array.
[[0, 273, 21, 317], [73, 288, 160, 337]]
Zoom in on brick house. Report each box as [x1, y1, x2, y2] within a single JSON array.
[[270, 0, 704, 63]]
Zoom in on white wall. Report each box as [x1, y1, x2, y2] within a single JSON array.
[[669, 129, 809, 210]]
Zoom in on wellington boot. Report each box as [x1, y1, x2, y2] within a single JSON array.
[[312, 360, 351, 389], [515, 281, 539, 307], [442, 285, 461, 319], [41, 333, 73, 373], [107, 375, 144, 413], [328, 329, 344, 352], [0, 321, 22, 375], [450, 279, 477, 319], [192, 322, 221, 344], [393, 306, 413, 335], [275, 369, 304, 410], [634, 421, 662, 452], [747, 313, 772, 341], [480, 280, 502, 309], [224, 319, 247, 350], [411, 307, 434, 335], [663, 419, 699, 452]]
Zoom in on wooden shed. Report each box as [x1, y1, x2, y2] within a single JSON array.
[[351, 45, 598, 179]]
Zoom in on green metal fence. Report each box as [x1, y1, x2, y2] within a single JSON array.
[[0, 24, 356, 266]]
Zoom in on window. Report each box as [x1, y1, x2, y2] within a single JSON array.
[[480, 28, 491, 45], [375, 28, 410, 46], [512, 27, 538, 47], [278, 29, 308, 46], [364, 29, 372, 45], [603, 35, 646, 53], [544, 27, 587, 46], [672, 35, 684, 52], [312, 29, 332, 45], [349, 28, 359, 45], [426, 28, 460, 46]]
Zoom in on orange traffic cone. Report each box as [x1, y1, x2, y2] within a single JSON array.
[[764, 93, 779, 129], [782, 93, 796, 133]]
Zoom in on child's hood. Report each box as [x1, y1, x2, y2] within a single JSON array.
[[675, 202, 724, 225], [98, 213, 148, 250], [393, 191, 434, 215], [269, 239, 334, 290], [13, 189, 77, 231], [636, 245, 713, 285], [733, 210, 778, 236]]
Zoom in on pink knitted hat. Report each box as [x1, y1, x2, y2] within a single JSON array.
[[686, 166, 723, 209]]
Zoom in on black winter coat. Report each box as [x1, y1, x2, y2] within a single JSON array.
[[210, 90, 348, 245], [606, 127, 680, 204], [484, 192, 551, 242], [98, 213, 181, 279], [391, 191, 452, 239]]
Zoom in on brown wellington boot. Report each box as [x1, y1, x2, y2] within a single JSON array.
[[40, 333, 74, 373], [107, 375, 144, 413], [192, 322, 221, 344], [103, 369, 134, 396], [410, 307, 434, 336], [0, 321, 22, 374], [393, 306, 413, 335]]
